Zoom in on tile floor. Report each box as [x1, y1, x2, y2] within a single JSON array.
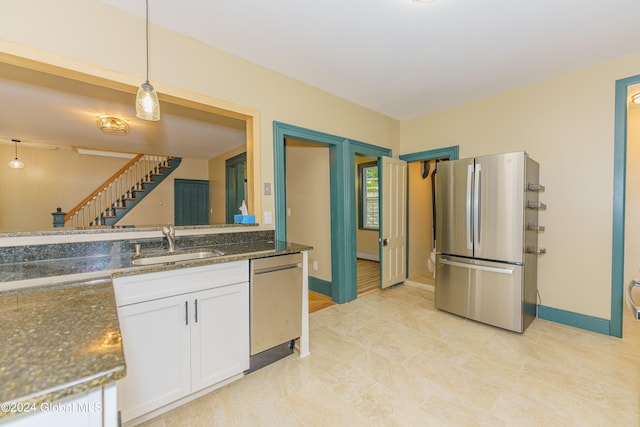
[[139, 283, 639, 426]]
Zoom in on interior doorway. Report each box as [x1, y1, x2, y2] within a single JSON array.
[[405, 160, 437, 288], [284, 139, 333, 299], [622, 82, 640, 336], [611, 74, 640, 337], [225, 152, 247, 224], [355, 155, 381, 295], [274, 122, 392, 304], [400, 146, 459, 289]]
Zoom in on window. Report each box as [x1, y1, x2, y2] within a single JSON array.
[[358, 162, 379, 230]]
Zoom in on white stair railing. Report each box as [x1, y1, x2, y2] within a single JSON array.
[[66, 155, 172, 229]]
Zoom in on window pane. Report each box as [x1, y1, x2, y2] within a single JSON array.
[[363, 166, 379, 229]]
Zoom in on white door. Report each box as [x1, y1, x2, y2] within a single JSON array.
[[380, 156, 407, 288], [117, 295, 191, 422], [191, 283, 249, 391]]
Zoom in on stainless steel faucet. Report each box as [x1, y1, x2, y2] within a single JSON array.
[[162, 224, 176, 252]]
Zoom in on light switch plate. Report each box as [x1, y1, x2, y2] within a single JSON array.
[[263, 211, 272, 224], [263, 182, 271, 196]]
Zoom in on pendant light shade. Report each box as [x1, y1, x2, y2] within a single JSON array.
[[8, 139, 24, 169], [136, 0, 160, 121], [136, 81, 160, 121]]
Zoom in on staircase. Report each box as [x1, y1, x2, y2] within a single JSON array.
[[64, 155, 182, 229]]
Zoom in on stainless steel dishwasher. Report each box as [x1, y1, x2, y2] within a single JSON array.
[[248, 253, 303, 372]]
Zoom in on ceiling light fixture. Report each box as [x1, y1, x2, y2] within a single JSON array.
[[632, 93, 640, 104], [135, 0, 160, 121], [97, 116, 131, 135], [8, 139, 24, 169]]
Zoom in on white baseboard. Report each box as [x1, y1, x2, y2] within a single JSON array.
[[357, 251, 379, 261]]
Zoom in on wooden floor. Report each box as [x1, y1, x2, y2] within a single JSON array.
[[309, 259, 381, 313], [308, 291, 334, 313], [356, 258, 380, 295]]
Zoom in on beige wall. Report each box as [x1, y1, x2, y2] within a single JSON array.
[[285, 142, 331, 282], [401, 53, 640, 320], [0, 141, 209, 231], [0, 144, 128, 232], [407, 160, 433, 277], [118, 158, 209, 226], [0, 0, 399, 230]]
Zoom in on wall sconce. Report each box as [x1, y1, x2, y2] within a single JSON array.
[[632, 93, 640, 104], [8, 139, 24, 169]]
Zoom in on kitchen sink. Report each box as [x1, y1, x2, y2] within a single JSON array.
[[131, 249, 226, 266]]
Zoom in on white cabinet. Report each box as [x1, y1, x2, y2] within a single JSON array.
[[191, 285, 249, 391], [116, 294, 191, 421], [113, 261, 249, 424]]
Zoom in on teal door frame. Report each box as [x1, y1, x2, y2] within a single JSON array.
[[610, 74, 640, 337], [225, 152, 247, 224], [274, 121, 391, 303]]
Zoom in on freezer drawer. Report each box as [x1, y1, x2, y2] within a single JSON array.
[[435, 255, 525, 332]]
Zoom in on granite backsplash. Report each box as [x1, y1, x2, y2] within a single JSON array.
[[0, 230, 275, 265]]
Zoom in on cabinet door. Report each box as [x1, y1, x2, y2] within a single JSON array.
[[117, 295, 191, 422], [191, 282, 249, 391]]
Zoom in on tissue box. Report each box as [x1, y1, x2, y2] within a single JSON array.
[[234, 214, 256, 224]]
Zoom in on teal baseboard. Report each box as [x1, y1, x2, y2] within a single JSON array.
[[537, 305, 611, 336], [309, 276, 332, 298]]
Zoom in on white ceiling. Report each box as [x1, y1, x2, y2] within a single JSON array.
[[100, 0, 640, 120], [3, 1, 640, 158]]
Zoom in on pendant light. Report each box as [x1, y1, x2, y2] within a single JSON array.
[[135, 0, 160, 121], [8, 139, 24, 169]]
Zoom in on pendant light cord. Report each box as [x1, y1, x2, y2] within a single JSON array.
[[145, 0, 150, 83]]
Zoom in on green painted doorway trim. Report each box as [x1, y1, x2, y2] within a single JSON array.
[[399, 146, 460, 164], [225, 152, 247, 224], [611, 74, 640, 337], [273, 121, 391, 304]]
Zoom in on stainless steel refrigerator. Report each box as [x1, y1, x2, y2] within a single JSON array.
[[435, 151, 545, 333]]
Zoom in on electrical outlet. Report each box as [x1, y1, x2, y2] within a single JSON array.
[[312, 261, 318, 271], [287, 207, 292, 216], [263, 211, 272, 224]]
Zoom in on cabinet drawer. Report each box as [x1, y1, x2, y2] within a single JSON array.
[[114, 260, 248, 306]]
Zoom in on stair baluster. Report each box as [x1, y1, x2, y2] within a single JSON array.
[[63, 155, 181, 229]]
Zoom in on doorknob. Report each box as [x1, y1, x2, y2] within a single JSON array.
[[382, 238, 389, 246]]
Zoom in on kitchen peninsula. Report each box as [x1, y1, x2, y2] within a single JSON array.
[[0, 227, 311, 426]]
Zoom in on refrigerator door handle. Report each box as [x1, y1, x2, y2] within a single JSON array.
[[466, 164, 474, 250], [474, 163, 482, 250], [439, 259, 514, 275]]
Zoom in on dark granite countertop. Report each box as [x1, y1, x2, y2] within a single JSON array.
[[0, 279, 125, 420], [0, 240, 312, 289], [0, 238, 311, 418]]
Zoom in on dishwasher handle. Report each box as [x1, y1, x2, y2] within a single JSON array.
[[253, 263, 302, 276]]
